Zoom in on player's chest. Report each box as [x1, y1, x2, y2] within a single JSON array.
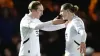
[[32, 30, 39, 37], [65, 22, 76, 34]]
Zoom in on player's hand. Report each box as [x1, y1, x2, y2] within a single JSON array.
[[79, 42, 86, 56], [52, 16, 66, 25]]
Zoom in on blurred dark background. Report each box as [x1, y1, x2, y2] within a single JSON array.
[[0, 0, 100, 56]]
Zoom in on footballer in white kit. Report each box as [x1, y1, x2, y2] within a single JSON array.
[[19, 14, 65, 56], [19, 1, 66, 56], [59, 3, 87, 56], [64, 15, 87, 56]]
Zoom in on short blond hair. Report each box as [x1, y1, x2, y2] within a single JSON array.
[[28, 1, 41, 10]]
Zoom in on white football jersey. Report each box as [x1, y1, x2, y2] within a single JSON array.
[[65, 15, 87, 56]]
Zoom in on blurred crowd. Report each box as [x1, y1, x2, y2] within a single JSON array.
[[0, 0, 100, 56]]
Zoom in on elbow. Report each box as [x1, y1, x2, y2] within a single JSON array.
[[79, 30, 87, 37], [79, 30, 87, 42]]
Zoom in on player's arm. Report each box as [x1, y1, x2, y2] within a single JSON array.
[[40, 18, 67, 31], [73, 19, 87, 55], [21, 18, 67, 31], [40, 23, 66, 31], [73, 19, 87, 42], [36, 15, 68, 31], [33, 19, 66, 31]]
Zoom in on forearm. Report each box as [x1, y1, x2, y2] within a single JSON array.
[[40, 23, 66, 31], [29, 20, 66, 31], [34, 21, 53, 30]]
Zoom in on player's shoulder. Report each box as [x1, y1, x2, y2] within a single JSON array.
[[22, 14, 30, 20], [20, 14, 30, 24], [72, 16, 84, 25], [73, 15, 80, 21], [73, 16, 83, 23]]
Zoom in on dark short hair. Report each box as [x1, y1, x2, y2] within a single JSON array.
[[28, 1, 42, 10], [62, 3, 79, 13]]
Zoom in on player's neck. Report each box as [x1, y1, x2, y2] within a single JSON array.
[[68, 13, 75, 21]]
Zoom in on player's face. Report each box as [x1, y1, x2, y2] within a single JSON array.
[[60, 6, 69, 20], [36, 5, 44, 18]]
